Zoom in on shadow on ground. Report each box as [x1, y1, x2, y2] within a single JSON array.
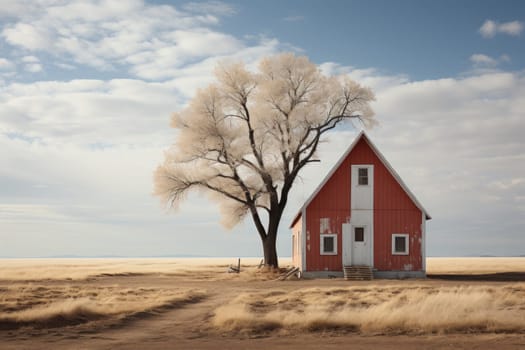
[[427, 272, 525, 282]]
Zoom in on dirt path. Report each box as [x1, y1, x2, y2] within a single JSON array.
[[86, 287, 227, 349]]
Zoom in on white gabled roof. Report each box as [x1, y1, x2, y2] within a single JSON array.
[[290, 131, 431, 228]]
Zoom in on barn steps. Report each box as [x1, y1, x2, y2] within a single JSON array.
[[343, 265, 373, 280]]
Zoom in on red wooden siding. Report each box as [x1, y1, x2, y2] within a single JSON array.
[[304, 136, 423, 272]]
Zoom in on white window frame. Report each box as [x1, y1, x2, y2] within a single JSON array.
[[392, 233, 409, 255], [357, 167, 369, 186], [320, 234, 337, 255]]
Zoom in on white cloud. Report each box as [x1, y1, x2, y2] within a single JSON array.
[[21, 55, 39, 63], [0, 57, 14, 70], [0, 0, 50, 18], [468, 54, 512, 72], [182, 1, 237, 16], [500, 54, 511, 62], [0, 0, 256, 79], [479, 19, 524, 38], [132, 36, 281, 81], [55, 62, 76, 70], [319, 62, 409, 92], [498, 20, 524, 36], [21, 55, 42, 72], [24, 63, 42, 72], [127, 29, 245, 80], [2, 22, 52, 49], [469, 53, 498, 66], [479, 20, 497, 38], [0, 78, 180, 146]]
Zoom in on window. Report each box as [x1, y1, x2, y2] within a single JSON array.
[[392, 234, 409, 255], [320, 234, 337, 255], [354, 227, 364, 242], [358, 168, 368, 185]]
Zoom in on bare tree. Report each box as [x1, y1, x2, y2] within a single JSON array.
[[154, 53, 376, 268]]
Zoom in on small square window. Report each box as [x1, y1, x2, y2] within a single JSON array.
[[320, 234, 337, 255], [395, 237, 405, 252], [392, 234, 409, 255], [358, 168, 368, 185], [354, 227, 364, 242]]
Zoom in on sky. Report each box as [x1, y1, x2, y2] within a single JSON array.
[[0, 0, 524, 258]]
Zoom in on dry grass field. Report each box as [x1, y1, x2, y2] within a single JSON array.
[[0, 257, 524, 349]]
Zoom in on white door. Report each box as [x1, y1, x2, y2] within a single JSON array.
[[342, 224, 371, 266], [351, 225, 370, 265]]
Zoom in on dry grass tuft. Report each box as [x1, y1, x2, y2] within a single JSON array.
[[0, 285, 206, 330], [213, 300, 282, 334], [213, 285, 525, 335]]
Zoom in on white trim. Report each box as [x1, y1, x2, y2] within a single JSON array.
[[301, 208, 306, 272], [320, 233, 337, 255], [421, 211, 426, 271], [290, 131, 431, 228], [342, 223, 351, 266], [392, 233, 409, 255], [371, 218, 374, 267], [370, 220, 375, 268]]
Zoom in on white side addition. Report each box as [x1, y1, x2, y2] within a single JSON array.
[[344, 164, 374, 267]]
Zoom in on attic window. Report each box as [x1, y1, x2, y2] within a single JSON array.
[[320, 234, 337, 255], [392, 234, 409, 255], [358, 168, 368, 185]]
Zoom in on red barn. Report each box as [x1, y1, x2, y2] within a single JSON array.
[[290, 131, 431, 278]]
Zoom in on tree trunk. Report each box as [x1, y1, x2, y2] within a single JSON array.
[[262, 232, 278, 268]]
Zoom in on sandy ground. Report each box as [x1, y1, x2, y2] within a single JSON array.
[[1, 258, 525, 349]]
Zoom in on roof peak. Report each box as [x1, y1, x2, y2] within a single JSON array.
[[290, 131, 431, 227]]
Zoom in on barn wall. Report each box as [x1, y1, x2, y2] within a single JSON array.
[[291, 217, 302, 269], [304, 153, 351, 272], [304, 137, 423, 272], [374, 210, 422, 271]]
